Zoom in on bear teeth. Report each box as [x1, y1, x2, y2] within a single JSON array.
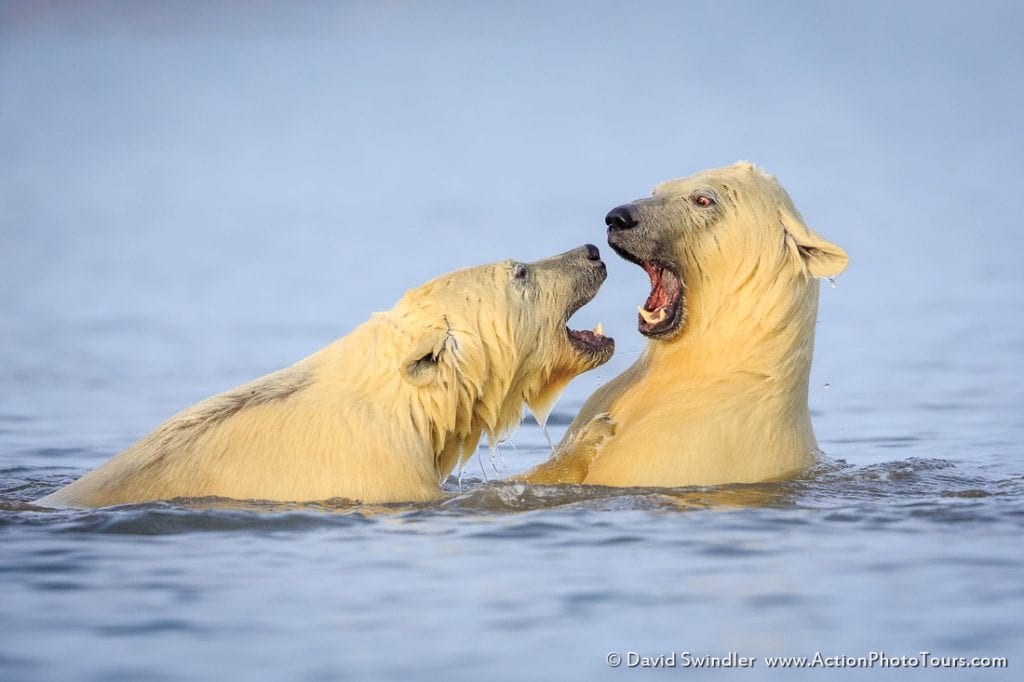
[[593, 322, 603, 336], [637, 306, 667, 325]]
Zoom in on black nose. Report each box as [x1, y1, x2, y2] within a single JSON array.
[[605, 204, 638, 231], [584, 243, 601, 261]]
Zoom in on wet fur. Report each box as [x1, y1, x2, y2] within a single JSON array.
[[37, 249, 609, 507]]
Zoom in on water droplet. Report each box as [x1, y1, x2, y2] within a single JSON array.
[[824, 383, 831, 389], [540, 423, 554, 451], [476, 447, 489, 483], [488, 444, 505, 478], [827, 276, 838, 288]]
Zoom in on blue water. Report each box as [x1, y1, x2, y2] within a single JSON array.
[[2, 2, 1022, 680]]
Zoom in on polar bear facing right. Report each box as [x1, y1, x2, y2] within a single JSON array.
[[37, 245, 614, 507], [523, 163, 848, 487]]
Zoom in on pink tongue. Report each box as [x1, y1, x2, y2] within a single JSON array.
[[642, 263, 669, 311]]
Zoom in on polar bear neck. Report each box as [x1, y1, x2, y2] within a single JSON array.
[[650, 264, 821, 394], [616, 270, 824, 480]]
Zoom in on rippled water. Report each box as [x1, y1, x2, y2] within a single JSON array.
[[3, 2, 1023, 680]]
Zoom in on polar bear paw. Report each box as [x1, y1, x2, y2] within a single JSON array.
[[576, 412, 616, 449]]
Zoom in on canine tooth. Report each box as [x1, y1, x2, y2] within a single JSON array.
[[637, 305, 667, 325], [593, 322, 604, 336]]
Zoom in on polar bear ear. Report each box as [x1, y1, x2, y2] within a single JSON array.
[[401, 330, 450, 387], [781, 210, 849, 279]]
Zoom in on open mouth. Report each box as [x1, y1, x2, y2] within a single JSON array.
[[636, 261, 683, 337], [565, 291, 614, 359], [567, 322, 614, 356]]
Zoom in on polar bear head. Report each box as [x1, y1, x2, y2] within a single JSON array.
[[392, 244, 614, 451], [604, 162, 848, 340]]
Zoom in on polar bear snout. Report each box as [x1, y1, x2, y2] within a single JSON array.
[[582, 244, 607, 278], [605, 201, 664, 269], [604, 198, 687, 339], [554, 244, 608, 281], [564, 242, 603, 264], [605, 204, 639, 232]]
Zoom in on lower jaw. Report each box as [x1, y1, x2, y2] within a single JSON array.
[[574, 344, 615, 365], [638, 305, 682, 338]]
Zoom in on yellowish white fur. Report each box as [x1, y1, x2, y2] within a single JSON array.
[[37, 248, 610, 507], [523, 163, 848, 487]]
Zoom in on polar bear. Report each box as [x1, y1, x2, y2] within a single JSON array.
[[36, 245, 614, 507], [522, 163, 848, 487]]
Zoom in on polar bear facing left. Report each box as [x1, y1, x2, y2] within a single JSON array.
[[36, 245, 614, 507]]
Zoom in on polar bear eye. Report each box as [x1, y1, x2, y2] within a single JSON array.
[[692, 194, 715, 208], [511, 263, 529, 281]]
